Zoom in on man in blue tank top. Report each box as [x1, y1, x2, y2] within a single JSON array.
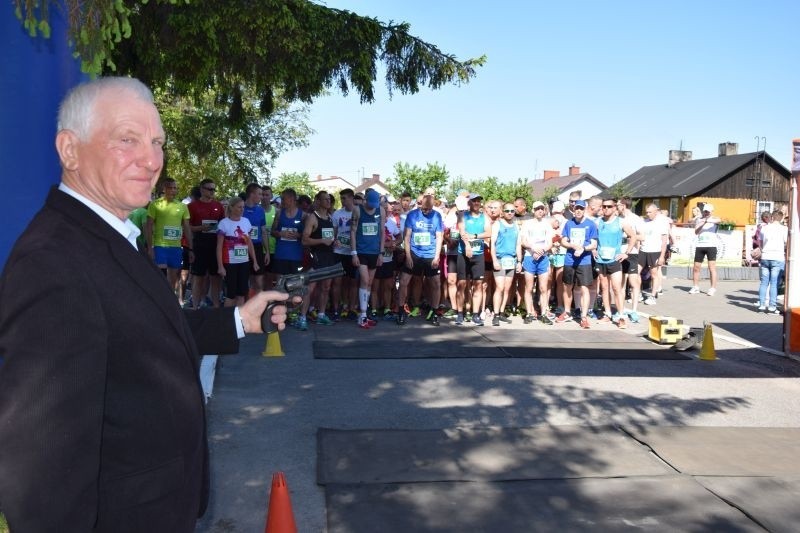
[[458, 193, 492, 326], [595, 198, 637, 329], [350, 189, 385, 329]]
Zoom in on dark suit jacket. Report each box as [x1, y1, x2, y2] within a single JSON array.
[[0, 188, 240, 532]]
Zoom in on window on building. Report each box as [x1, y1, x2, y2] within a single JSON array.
[[757, 201, 773, 217], [668, 198, 679, 220]]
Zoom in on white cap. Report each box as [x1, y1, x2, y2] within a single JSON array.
[[551, 200, 565, 213], [703, 203, 714, 213]]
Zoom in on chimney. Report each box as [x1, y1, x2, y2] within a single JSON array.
[[372, 173, 380, 181], [668, 150, 693, 167], [568, 165, 581, 176], [718, 142, 738, 157], [543, 170, 560, 181], [316, 174, 322, 181]]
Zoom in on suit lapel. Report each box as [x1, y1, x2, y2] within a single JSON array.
[[47, 189, 192, 347]]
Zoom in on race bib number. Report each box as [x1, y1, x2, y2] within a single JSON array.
[[229, 245, 249, 262], [321, 228, 334, 240], [383, 249, 393, 260], [202, 219, 218, 233], [361, 222, 378, 236], [470, 239, 483, 253], [569, 227, 586, 246], [450, 230, 460, 240], [413, 232, 431, 247], [500, 256, 516, 269], [698, 232, 715, 245], [281, 227, 298, 241], [249, 226, 259, 240], [599, 246, 616, 261], [163, 225, 181, 241], [338, 233, 351, 247]]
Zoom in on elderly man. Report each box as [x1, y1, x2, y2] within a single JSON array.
[[0, 77, 290, 532]]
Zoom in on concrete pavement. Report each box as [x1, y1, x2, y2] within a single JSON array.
[[196, 274, 800, 532]]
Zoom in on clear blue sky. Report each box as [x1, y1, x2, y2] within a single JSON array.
[[272, 0, 798, 187]]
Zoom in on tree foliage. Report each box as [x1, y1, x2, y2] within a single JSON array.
[[536, 185, 562, 204], [157, 85, 312, 198], [387, 162, 450, 197], [271, 172, 319, 198], [14, 0, 485, 119], [444, 177, 534, 206], [604, 180, 636, 200]]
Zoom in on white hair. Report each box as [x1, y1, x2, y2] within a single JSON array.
[[57, 77, 155, 140]]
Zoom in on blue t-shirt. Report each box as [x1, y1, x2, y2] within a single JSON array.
[[355, 205, 382, 254], [562, 218, 598, 267], [596, 216, 622, 264], [243, 203, 266, 244], [405, 208, 443, 259]]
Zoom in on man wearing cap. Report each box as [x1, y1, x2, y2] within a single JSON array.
[[458, 193, 493, 326], [331, 189, 358, 320], [351, 189, 385, 328], [518, 201, 555, 324], [689, 203, 721, 296], [555, 199, 598, 329]]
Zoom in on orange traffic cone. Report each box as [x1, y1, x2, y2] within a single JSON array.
[[264, 472, 297, 533]]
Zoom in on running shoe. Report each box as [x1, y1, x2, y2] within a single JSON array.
[[768, 307, 780, 314], [364, 317, 378, 327], [707, 288, 716, 296], [580, 317, 590, 329], [540, 315, 554, 325], [587, 310, 599, 320], [383, 310, 396, 321], [523, 315, 534, 325], [464, 312, 473, 322], [397, 311, 407, 325], [409, 306, 421, 317], [688, 286, 700, 294], [617, 317, 628, 329], [370, 309, 379, 320], [316, 314, 334, 326], [426, 309, 435, 321], [332, 311, 341, 322], [431, 314, 441, 326], [627, 311, 640, 323], [472, 315, 484, 326], [643, 297, 657, 305], [555, 312, 570, 323], [492, 315, 500, 326], [498, 313, 512, 323], [443, 308, 457, 318], [358, 317, 373, 329], [598, 316, 611, 323], [757, 305, 766, 312], [296, 316, 308, 331], [308, 309, 318, 322]]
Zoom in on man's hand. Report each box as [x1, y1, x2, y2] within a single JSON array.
[[238, 290, 295, 334]]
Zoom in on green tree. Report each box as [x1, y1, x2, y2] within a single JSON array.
[[536, 185, 562, 204], [605, 180, 636, 200], [158, 86, 312, 198], [14, 0, 485, 117], [387, 162, 450, 197], [452, 177, 533, 206], [271, 172, 318, 198]]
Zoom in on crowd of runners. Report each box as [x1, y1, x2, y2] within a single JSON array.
[[131, 180, 693, 331]]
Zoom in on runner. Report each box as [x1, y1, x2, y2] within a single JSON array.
[[300, 190, 337, 326], [351, 190, 385, 329], [518, 201, 555, 324], [556, 200, 598, 329], [458, 193, 492, 326], [595, 198, 636, 329], [490, 202, 520, 326]]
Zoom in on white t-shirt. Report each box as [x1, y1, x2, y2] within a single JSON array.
[[331, 208, 353, 255], [520, 218, 554, 256], [640, 216, 669, 253], [695, 220, 718, 247], [760, 223, 788, 261], [620, 211, 644, 254], [217, 217, 253, 264]]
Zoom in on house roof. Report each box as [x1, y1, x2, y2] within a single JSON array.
[[614, 151, 789, 198], [528, 173, 608, 198]]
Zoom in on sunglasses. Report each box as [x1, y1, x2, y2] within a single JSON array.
[[503, 209, 515, 213], [602, 204, 616, 208], [534, 206, 545, 210], [203, 187, 216, 192]]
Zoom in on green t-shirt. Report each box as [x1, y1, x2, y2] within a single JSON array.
[[147, 197, 189, 247], [128, 206, 149, 250]]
